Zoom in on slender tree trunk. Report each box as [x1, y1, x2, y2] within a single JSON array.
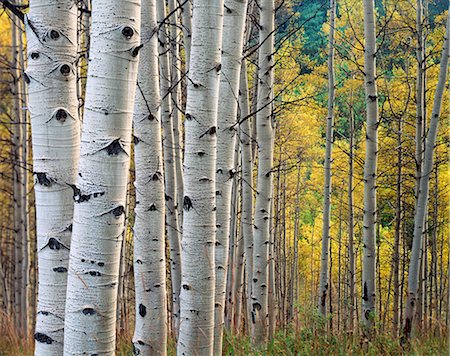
[[318, 0, 336, 318], [403, 9, 450, 342], [25, 0, 80, 352], [392, 113, 403, 336], [132, 0, 167, 353], [177, 1, 224, 353], [156, 1, 182, 336], [348, 104, 356, 333], [168, 0, 185, 230], [239, 62, 254, 336], [180, 0, 192, 69], [362, 0, 379, 334], [63, 1, 141, 353], [214, 0, 248, 352], [252, 0, 274, 345]]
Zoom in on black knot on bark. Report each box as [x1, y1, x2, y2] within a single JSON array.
[[48, 238, 61, 250], [35, 172, 54, 186], [139, 304, 147, 317], [112, 205, 125, 217], [152, 172, 162, 181], [31, 52, 39, 60], [149, 204, 157, 211], [252, 302, 262, 311], [131, 44, 144, 57], [60, 64, 71, 76], [35, 332, 54, 344], [105, 139, 126, 155], [368, 95, 377, 102], [185, 113, 192, 120], [50, 30, 60, 40], [182, 284, 190, 290], [209, 126, 216, 135], [122, 26, 134, 39], [55, 109, 68, 122], [53, 267, 67, 273], [24, 73, 30, 84], [133, 135, 141, 145], [88, 271, 101, 277], [82, 307, 96, 315], [183, 196, 193, 211]]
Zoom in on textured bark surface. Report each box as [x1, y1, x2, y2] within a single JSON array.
[[403, 10, 449, 341], [156, 2, 182, 335], [25, 1, 80, 353], [362, 0, 378, 334], [318, 0, 336, 317], [214, 0, 248, 353], [252, 0, 274, 345], [63, 1, 140, 353], [132, 0, 167, 354], [177, 0, 223, 354], [239, 62, 254, 335]]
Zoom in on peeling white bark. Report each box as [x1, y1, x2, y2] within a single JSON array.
[[177, 0, 223, 354], [25, 1, 80, 353], [132, 0, 167, 354], [252, 0, 274, 345], [63, 1, 141, 354], [214, 0, 248, 353]]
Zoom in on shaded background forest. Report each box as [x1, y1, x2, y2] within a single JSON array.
[[0, 0, 449, 353]]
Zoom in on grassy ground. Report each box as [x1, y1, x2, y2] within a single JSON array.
[[1, 311, 448, 355]]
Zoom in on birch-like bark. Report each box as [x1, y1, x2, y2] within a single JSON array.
[[392, 113, 403, 336], [177, 1, 223, 354], [252, 0, 274, 345], [239, 62, 254, 335], [214, 0, 248, 353], [25, 0, 80, 353], [362, 0, 378, 334], [63, 1, 141, 353], [180, 0, 192, 69], [132, 0, 167, 353], [318, 0, 336, 317], [156, 1, 182, 335], [168, 0, 185, 230], [403, 10, 450, 341]]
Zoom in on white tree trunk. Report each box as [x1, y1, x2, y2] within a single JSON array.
[[177, 0, 223, 354], [63, 1, 141, 353], [132, 0, 167, 353], [25, 0, 80, 353], [156, 1, 182, 336], [239, 61, 254, 335], [318, 0, 336, 317], [252, 0, 274, 345], [362, 0, 378, 334], [180, 0, 192, 69], [214, 0, 248, 353], [168, 0, 185, 231], [403, 9, 450, 341]]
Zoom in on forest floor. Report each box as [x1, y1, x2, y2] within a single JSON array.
[[1, 330, 447, 355]]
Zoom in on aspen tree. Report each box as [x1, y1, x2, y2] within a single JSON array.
[[156, 2, 182, 334], [362, 0, 378, 334], [318, 0, 336, 318], [214, 0, 248, 353], [132, 0, 167, 353], [25, 0, 80, 353], [252, 0, 274, 345], [403, 9, 450, 341], [177, 0, 223, 353], [239, 62, 254, 334], [63, 1, 141, 353]]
